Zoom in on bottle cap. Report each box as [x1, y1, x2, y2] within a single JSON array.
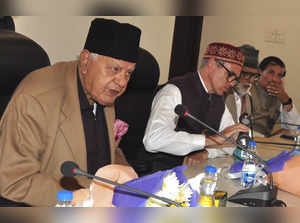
[[56, 190, 73, 201], [205, 165, 217, 173], [248, 141, 256, 146]]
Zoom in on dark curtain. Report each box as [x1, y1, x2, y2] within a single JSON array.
[[168, 16, 203, 79]]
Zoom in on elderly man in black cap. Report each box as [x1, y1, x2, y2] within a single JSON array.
[[225, 44, 260, 124], [0, 18, 141, 206]]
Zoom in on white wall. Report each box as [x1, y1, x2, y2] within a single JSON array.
[[14, 16, 175, 85], [200, 16, 300, 111]]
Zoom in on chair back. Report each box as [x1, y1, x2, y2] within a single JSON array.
[[0, 29, 50, 206], [115, 48, 160, 176], [0, 29, 50, 119]]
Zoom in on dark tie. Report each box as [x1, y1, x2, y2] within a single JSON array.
[[86, 104, 111, 175]]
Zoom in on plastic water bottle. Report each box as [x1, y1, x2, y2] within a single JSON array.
[[247, 141, 257, 158], [198, 165, 217, 207], [241, 141, 257, 188], [56, 190, 73, 207]]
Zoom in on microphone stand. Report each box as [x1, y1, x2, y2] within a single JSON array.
[[73, 168, 182, 207], [232, 89, 254, 139], [183, 112, 280, 207], [248, 94, 255, 140]]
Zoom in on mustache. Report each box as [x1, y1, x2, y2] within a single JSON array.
[[233, 83, 252, 96]]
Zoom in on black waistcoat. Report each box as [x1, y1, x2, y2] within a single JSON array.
[[170, 72, 225, 135], [154, 72, 225, 170]]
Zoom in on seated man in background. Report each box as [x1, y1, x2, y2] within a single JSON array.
[[225, 44, 260, 125], [251, 56, 300, 137], [0, 18, 141, 206], [143, 42, 249, 169]]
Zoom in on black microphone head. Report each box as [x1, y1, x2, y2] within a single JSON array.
[[61, 161, 79, 177], [174, 104, 188, 117], [237, 132, 250, 148], [239, 112, 251, 126]]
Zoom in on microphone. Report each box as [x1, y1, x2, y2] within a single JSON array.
[[60, 161, 181, 207], [239, 113, 251, 127], [174, 104, 280, 207], [175, 105, 245, 150]]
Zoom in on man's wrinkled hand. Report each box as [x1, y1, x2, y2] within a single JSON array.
[[210, 123, 249, 145], [183, 150, 208, 166]]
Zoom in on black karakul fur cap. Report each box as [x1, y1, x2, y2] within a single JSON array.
[[84, 18, 141, 63]]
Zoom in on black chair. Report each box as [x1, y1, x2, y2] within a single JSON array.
[[0, 29, 50, 206], [0, 29, 50, 119], [115, 48, 161, 176]]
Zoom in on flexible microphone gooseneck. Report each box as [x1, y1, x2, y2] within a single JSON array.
[[277, 121, 300, 127], [175, 104, 242, 150], [248, 94, 255, 140], [174, 104, 280, 207], [61, 161, 181, 207], [255, 141, 300, 148]]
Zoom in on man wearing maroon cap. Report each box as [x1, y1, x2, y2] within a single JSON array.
[[143, 42, 249, 169], [0, 18, 141, 206]]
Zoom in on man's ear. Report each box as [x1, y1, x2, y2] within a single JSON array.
[[79, 49, 90, 75]]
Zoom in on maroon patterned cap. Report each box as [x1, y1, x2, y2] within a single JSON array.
[[204, 42, 245, 66]]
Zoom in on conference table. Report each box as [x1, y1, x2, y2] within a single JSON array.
[[184, 136, 300, 207]]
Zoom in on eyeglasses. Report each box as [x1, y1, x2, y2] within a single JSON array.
[[216, 61, 240, 84], [240, 71, 260, 81]]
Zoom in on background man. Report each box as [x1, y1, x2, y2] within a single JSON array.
[[143, 42, 249, 169], [0, 18, 141, 206], [251, 56, 300, 136], [225, 44, 260, 124]]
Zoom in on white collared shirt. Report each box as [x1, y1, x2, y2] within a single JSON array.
[[279, 104, 300, 130]]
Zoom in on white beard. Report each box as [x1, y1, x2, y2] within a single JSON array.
[[233, 83, 252, 96]]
